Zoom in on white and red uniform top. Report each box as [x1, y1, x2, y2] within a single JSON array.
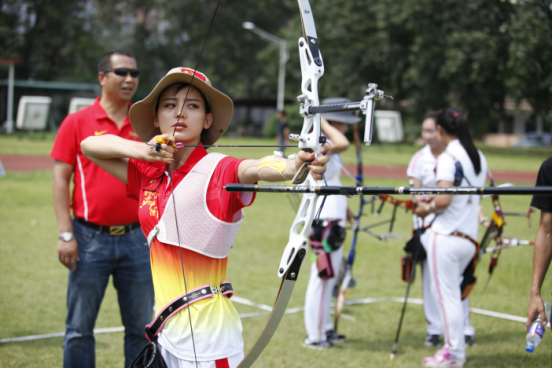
[[50, 97, 141, 225], [407, 144, 437, 228], [431, 139, 488, 240], [314, 144, 347, 225], [127, 147, 255, 361]]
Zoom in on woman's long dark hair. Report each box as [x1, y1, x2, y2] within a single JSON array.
[[436, 108, 481, 175]]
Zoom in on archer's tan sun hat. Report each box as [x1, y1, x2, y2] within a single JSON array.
[[129, 67, 233, 145]]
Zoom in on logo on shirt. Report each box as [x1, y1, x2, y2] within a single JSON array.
[[129, 131, 138, 138], [141, 191, 159, 218], [94, 130, 108, 136]]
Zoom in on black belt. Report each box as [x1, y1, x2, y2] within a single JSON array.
[[145, 282, 233, 342], [75, 217, 141, 236]]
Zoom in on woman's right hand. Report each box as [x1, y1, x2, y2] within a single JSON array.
[[145, 134, 177, 163]]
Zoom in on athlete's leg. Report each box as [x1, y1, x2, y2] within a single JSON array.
[[422, 259, 442, 336], [424, 232, 475, 362], [323, 245, 344, 333], [304, 260, 329, 342], [462, 297, 475, 337]]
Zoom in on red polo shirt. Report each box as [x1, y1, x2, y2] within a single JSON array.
[[50, 97, 142, 226]]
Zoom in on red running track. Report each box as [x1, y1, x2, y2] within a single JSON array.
[[0, 155, 537, 184], [342, 165, 537, 185], [1, 155, 56, 172]]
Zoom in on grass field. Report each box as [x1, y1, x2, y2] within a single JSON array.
[[1, 134, 551, 173], [0, 158, 550, 367]]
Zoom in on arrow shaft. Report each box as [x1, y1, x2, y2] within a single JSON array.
[[225, 184, 552, 196]]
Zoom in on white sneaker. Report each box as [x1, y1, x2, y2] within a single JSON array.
[[303, 336, 334, 350], [422, 347, 464, 367]]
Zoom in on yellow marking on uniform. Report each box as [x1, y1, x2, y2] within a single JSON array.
[[94, 130, 108, 136]]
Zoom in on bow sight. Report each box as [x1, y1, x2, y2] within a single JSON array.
[[293, 83, 393, 146]]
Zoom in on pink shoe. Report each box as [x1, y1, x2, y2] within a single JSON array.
[[422, 348, 464, 367]]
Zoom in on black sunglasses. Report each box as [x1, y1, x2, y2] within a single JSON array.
[[103, 67, 140, 78]]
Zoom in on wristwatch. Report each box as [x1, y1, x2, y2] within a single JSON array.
[[59, 232, 75, 242]]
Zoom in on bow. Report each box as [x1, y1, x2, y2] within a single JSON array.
[[152, 0, 321, 364], [475, 177, 536, 306], [235, 2, 325, 366], [160, 2, 326, 365], [483, 237, 534, 253], [153, 1, 389, 364], [474, 171, 504, 306], [334, 123, 364, 333], [235, 1, 390, 363], [377, 195, 414, 211]]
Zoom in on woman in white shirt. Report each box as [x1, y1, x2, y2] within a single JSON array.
[[303, 97, 357, 349], [408, 114, 476, 348], [414, 108, 487, 368]]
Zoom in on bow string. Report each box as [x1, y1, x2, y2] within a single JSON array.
[[161, 1, 389, 366], [164, 2, 222, 367]]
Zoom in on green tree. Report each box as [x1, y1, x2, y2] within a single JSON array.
[[0, 0, 99, 81], [90, 0, 296, 100], [506, 0, 552, 129]]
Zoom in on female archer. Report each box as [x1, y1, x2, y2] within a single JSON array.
[[82, 67, 329, 368], [413, 108, 488, 368], [303, 97, 357, 349]]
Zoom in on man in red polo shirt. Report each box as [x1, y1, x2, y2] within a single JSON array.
[[51, 49, 154, 368]]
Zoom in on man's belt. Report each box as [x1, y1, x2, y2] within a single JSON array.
[[145, 281, 234, 342], [75, 217, 141, 236]]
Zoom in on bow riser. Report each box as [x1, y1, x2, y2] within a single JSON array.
[[278, 1, 324, 277], [278, 174, 319, 277], [296, 36, 323, 157]]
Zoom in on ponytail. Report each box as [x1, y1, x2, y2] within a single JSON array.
[[436, 108, 481, 175]]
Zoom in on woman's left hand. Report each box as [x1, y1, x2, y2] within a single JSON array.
[[295, 142, 331, 180]]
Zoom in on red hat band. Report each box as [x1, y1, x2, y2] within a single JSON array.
[[180, 68, 207, 82]]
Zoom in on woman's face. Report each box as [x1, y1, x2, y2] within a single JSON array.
[[154, 85, 213, 143], [422, 118, 441, 148]]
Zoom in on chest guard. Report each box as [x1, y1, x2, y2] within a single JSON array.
[[148, 153, 244, 258]]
